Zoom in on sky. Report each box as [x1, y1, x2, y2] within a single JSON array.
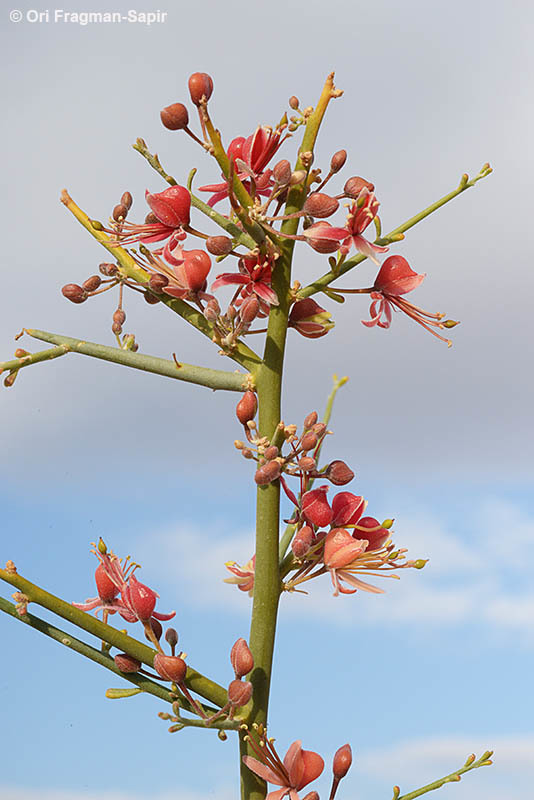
[[0, 0, 533, 799]]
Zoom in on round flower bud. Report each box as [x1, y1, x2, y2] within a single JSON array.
[[353, 516, 389, 551], [292, 525, 314, 558], [303, 193, 339, 219], [312, 422, 327, 437], [206, 235, 233, 256], [300, 432, 318, 452], [254, 460, 281, 485], [273, 159, 292, 185], [263, 445, 279, 460], [160, 103, 189, 131], [165, 627, 179, 649], [144, 291, 160, 305], [99, 262, 118, 276], [145, 617, 163, 642], [343, 176, 375, 198], [113, 203, 128, 221], [289, 95, 299, 110], [114, 653, 141, 674], [121, 191, 133, 210], [330, 150, 347, 173], [236, 391, 257, 425], [154, 653, 187, 683], [188, 72, 214, 106], [304, 411, 318, 429], [227, 679, 253, 707], [230, 638, 254, 678], [239, 295, 260, 324], [61, 283, 87, 304], [95, 563, 119, 603], [333, 743, 352, 780], [113, 309, 126, 326], [82, 275, 101, 292], [126, 575, 157, 622], [298, 456, 316, 472], [149, 273, 169, 292], [325, 460, 355, 486]]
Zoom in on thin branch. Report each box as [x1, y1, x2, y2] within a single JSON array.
[[0, 566, 228, 709], [60, 190, 262, 373], [396, 750, 493, 800], [3, 329, 251, 392], [298, 163, 493, 299]]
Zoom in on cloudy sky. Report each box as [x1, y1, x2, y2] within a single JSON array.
[[1, 1, 533, 799]]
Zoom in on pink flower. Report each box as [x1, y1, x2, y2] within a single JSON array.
[[224, 555, 255, 595], [199, 126, 286, 206], [289, 299, 334, 339], [301, 486, 333, 528], [212, 253, 279, 310], [243, 739, 324, 800], [110, 186, 191, 248], [147, 247, 212, 300], [302, 222, 349, 254], [362, 255, 455, 345], [338, 189, 389, 264]]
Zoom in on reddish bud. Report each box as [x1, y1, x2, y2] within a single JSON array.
[[254, 460, 281, 485], [263, 445, 279, 460], [292, 525, 314, 558], [82, 275, 101, 292], [236, 391, 257, 425], [126, 574, 157, 621], [61, 283, 87, 304], [273, 159, 292, 185], [304, 193, 339, 219], [303, 222, 345, 254], [99, 262, 118, 276], [113, 309, 126, 326], [331, 492, 366, 527], [289, 299, 334, 339], [333, 743, 352, 780], [144, 291, 160, 305], [230, 637, 254, 678], [302, 486, 333, 527], [304, 411, 318, 429], [227, 679, 253, 707], [114, 653, 141, 674], [121, 191, 133, 210], [330, 150, 347, 173], [344, 176, 375, 198], [312, 422, 327, 437], [353, 517, 389, 550], [14, 349, 29, 358], [239, 295, 260, 324], [206, 235, 233, 256], [149, 273, 169, 292], [165, 627, 179, 650], [289, 95, 299, 109], [95, 563, 119, 603], [145, 617, 163, 642], [154, 653, 187, 683], [325, 460, 354, 486], [298, 456, 316, 472], [188, 72, 214, 106], [146, 185, 191, 228], [113, 203, 128, 221], [181, 249, 211, 291], [160, 102, 189, 131], [145, 211, 158, 224], [300, 431, 318, 451]]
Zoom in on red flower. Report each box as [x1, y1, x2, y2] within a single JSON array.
[[362, 255, 455, 345], [243, 739, 324, 800], [109, 186, 191, 248], [338, 189, 389, 264], [301, 486, 333, 528], [212, 253, 279, 310], [289, 299, 334, 338], [199, 126, 286, 206]]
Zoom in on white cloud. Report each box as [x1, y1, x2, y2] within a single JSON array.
[[138, 496, 534, 639]]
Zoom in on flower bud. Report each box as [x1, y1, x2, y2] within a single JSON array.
[[303, 222, 345, 254], [149, 273, 169, 292], [95, 563, 119, 602], [302, 486, 332, 527], [312, 422, 327, 437], [263, 445, 279, 460], [121, 191, 133, 210], [303, 193, 339, 219], [165, 627, 179, 649], [113, 309, 126, 326], [82, 275, 101, 292], [99, 262, 118, 276], [145, 617, 163, 642], [236, 391, 257, 425], [300, 431, 318, 451], [227, 679, 253, 707], [230, 637, 254, 678], [154, 653, 187, 683], [188, 72, 214, 106], [113, 204, 128, 221], [145, 211, 158, 224], [344, 176, 375, 198], [146, 185, 191, 228], [273, 159, 292, 185], [353, 516, 389, 550], [292, 525, 314, 558], [160, 103, 189, 131], [14, 349, 29, 358], [61, 283, 87, 304], [239, 295, 260, 324], [126, 574, 157, 622], [290, 170, 307, 186], [289, 95, 300, 110], [298, 456, 316, 472], [331, 492, 366, 527], [325, 460, 354, 486], [114, 653, 141, 674], [304, 411, 318, 429], [254, 460, 281, 485], [333, 743, 352, 780], [181, 249, 211, 292], [144, 291, 160, 305], [330, 150, 347, 173], [206, 235, 233, 256]]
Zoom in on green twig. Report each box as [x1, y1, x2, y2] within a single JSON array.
[[298, 164, 493, 299], [8, 329, 251, 392], [396, 750, 493, 800], [0, 566, 227, 708]]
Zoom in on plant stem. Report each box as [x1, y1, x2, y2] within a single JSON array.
[[239, 72, 341, 800], [9, 329, 251, 392], [298, 164, 492, 299], [0, 567, 227, 708], [397, 750, 493, 800], [60, 190, 261, 373]]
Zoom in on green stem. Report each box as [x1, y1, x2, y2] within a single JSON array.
[[11, 329, 251, 392], [0, 344, 69, 379], [298, 164, 492, 299], [397, 750, 493, 800], [240, 72, 341, 800], [132, 139, 257, 249], [0, 567, 227, 708], [60, 190, 261, 373]]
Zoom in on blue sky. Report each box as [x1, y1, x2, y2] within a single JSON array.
[[1, 0, 533, 799]]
